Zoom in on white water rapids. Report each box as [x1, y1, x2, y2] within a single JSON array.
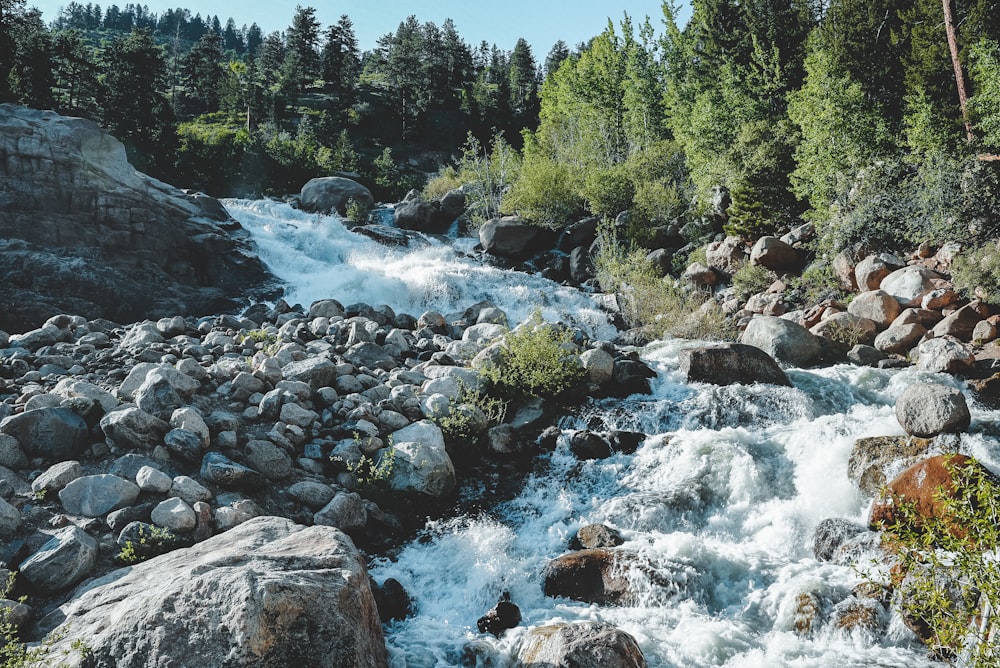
[[228, 199, 1000, 667]]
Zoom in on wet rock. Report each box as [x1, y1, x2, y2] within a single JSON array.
[[40, 517, 389, 667], [679, 343, 790, 386], [569, 431, 613, 460], [812, 518, 867, 561], [479, 217, 553, 260], [394, 198, 448, 234], [848, 435, 935, 496], [372, 577, 411, 623], [514, 622, 646, 668], [895, 383, 970, 437], [477, 591, 521, 637], [388, 420, 455, 498], [740, 316, 822, 367], [542, 549, 632, 605], [831, 597, 885, 635], [0, 406, 89, 460], [847, 344, 888, 367], [580, 348, 615, 385], [19, 525, 98, 594], [59, 474, 140, 517], [609, 431, 645, 454], [570, 524, 625, 550], [793, 592, 821, 636], [299, 176, 374, 215], [608, 359, 656, 397]]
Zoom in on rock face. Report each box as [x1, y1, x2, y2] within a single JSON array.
[[40, 516, 389, 668], [0, 105, 275, 332], [679, 343, 791, 386], [515, 622, 646, 668], [299, 176, 374, 215]]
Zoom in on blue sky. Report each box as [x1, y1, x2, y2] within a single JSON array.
[[28, 1, 692, 55]]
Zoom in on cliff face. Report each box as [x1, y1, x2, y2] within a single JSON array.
[[0, 104, 277, 331]]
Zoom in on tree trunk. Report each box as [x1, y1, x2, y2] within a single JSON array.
[[942, 0, 975, 143]]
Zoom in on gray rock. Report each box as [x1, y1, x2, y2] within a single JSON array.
[[915, 336, 976, 374], [279, 402, 318, 429], [931, 303, 985, 341], [873, 323, 927, 355], [479, 217, 553, 259], [314, 491, 367, 531], [514, 622, 646, 668], [394, 198, 448, 233], [847, 344, 888, 367], [750, 236, 799, 271], [0, 433, 27, 469], [679, 343, 790, 386], [151, 497, 197, 533], [571, 524, 625, 550], [848, 435, 935, 496], [287, 481, 336, 510], [682, 261, 718, 287], [117, 363, 164, 401], [344, 342, 396, 371], [388, 420, 455, 498], [51, 378, 119, 413], [31, 460, 82, 494], [880, 266, 938, 307], [580, 348, 614, 385], [308, 299, 345, 319], [59, 474, 140, 517], [39, 517, 388, 667], [134, 369, 198, 418], [214, 499, 261, 531], [0, 406, 88, 460], [282, 357, 336, 389], [19, 525, 98, 594], [170, 476, 212, 505], [163, 428, 204, 462], [200, 452, 266, 491], [0, 496, 20, 536], [299, 176, 375, 215], [739, 316, 822, 367], [846, 291, 902, 330], [245, 440, 292, 481], [854, 254, 904, 292], [135, 465, 173, 493], [100, 406, 169, 451], [813, 518, 867, 561], [895, 383, 971, 437]]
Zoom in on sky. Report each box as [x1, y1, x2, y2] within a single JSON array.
[[26, 1, 692, 55]]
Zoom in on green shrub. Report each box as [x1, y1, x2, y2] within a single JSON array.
[[952, 241, 1000, 302], [430, 386, 507, 442], [480, 314, 586, 399], [875, 456, 1000, 666], [344, 198, 370, 225], [424, 166, 463, 200], [731, 262, 775, 300], [582, 164, 635, 220], [785, 261, 848, 307], [507, 155, 585, 227], [1, 572, 91, 667]]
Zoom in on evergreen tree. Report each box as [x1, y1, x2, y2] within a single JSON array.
[[223, 18, 244, 53], [375, 16, 427, 138], [544, 40, 570, 77], [321, 14, 360, 103], [284, 5, 321, 94], [51, 28, 101, 116], [245, 23, 262, 55], [508, 37, 539, 127], [181, 31, 224, 115], [4, 7, 54, 108]]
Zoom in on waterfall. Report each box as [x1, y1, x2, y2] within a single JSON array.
[[228, 198, 999, 667]]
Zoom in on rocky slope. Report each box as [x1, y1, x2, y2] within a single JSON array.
[[0, 104, 278, 333]]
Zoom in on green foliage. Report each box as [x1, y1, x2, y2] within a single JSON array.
[[480, 313, 586, 399], [423, 166, 463, 200], [970, 40, 1000, 152], [582, 164, 635, 220], [116, 524, 177, 565], [456, 132, 522, 226], [344, 198, 370, 225], [953, 241, 1000, 302], [430, 386, 507, 443], [786, 261, 847, 306], [877, 456, 1000, 665], [595, 228, 736, 341], [730, 262, 775, 300], [341, 443, 396, 492], [507, 152, 584, 227]]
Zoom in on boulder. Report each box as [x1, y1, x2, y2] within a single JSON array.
[[542, 549, 632, 605], [854, 253, 904, 291], [915, 336, 975, 374], [58, 474, 140, 517], [394, 198, 448, 234], [848, 435, 935, 496], [0, 105, 274, 333], [39, 517, 389, 668], [580, 348, 615, 385], [299, 176, 374, 215], [479, 217, 553, 260], [371, 577, 411, 623], [31, 460, 82, 494], [570, 524, 625, 550], [705, 236, 745, 274], [895, 383, 970, 437], [813, 518, 867, 561], [100, 406, 169, 451], [568, 431, 613, 460], [0, 433, 27, 469], [135, 465, 172, 493], [749, 236, 799, 271], [0, 497, 20, 536], [607, 359, 656, 397], [163, 428, 204, 463], [477, 591, 521, 637], [282, 357, 337, 389], [150, 497, 197, 533], [439, 189, 466, 221], [245, 440, 293, 480], [514, 622, 646, 668], [846, 291, 902, 330], [880, 266, 938, 307], [569, 246, 595, 283], [200, 452, 266, 491], [740, 316, 822, 367], [931, 303, 985, 341], [679, 343, 790, 386], [314, 492, 367, 531], [388, 421, 455, 498], [682, 261, 718, 287], [873, 323, 927, 355], [0, 406, 88, 460], [19, 525, 98, 594]]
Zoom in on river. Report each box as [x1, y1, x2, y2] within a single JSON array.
[[226, 199, 998, 667]]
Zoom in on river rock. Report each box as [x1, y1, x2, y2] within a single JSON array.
[[915, 336, 975, 374], [150, 497, 197, 533], [608, 359, 656, 397], [896, 383, 970, 438], [479, 217, 553, 260], [0, 105, 274, 333], [371, 577, 411, 623], [705, 236, 745, 273], [580, 348, 615, 384], [52, 378, 119, 414], [679, 343, 790, 386], [514, 622, 646, 668], [170, 475, 212, 505], [388, 421, 455, 498], [58, 474, 140, 517], [477, 591, 521, 637], [287, 480, 336, 510], [245, 439, 292, 480], [880, 266, 937, 307], [931, 303, 985, 340], [569, 431, 613, 459], [0, 434, 27, 469], [314, 491, 367, 531], [299, 176, 375, 215], [848, 435, 935, 496], [31, 460, 82, 494], [570, 524, 625, 550], [846, 291, 901, 330], [100, 406, 169, 451], [740, 316, 822, 367], [19, 525, 98, 594], [281, 357, 337, 389], [39, 517, 389, 667], [200, 452, 266, 491], [542, 549, 632, 605], [0, 497, 20, 536], [0, 406, 89, 460], [873, 323, 926, 355], [135, 465, 172, 493], [812, 518, 867, 561], [394, 198, 448, 234], [854, 253, 904, 291]]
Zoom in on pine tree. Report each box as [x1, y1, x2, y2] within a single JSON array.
[[181, 31, 224, 115], [321, 14, 360, 103], [284, 5, 321, 94], [51, 28, 101, 116]]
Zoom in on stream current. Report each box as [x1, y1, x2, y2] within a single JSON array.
[[227, 199, 1000, 667]]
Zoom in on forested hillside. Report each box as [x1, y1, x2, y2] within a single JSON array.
[[2, 0, 1000, 268]]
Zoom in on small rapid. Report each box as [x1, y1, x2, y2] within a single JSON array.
[[228, 199, 1000, 667]]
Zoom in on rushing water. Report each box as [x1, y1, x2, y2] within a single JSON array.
[[227, 199, 1000, 667]]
